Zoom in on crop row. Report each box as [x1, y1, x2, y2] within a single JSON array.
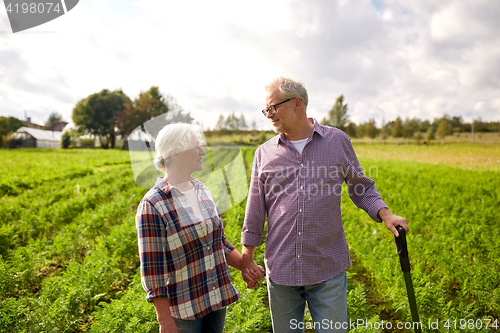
[[0, 165, 147, 332], [4, 147, 497, 332], [0, 149, 130, 188], [0, 166, 137, 257], [343, 157, 500, 332]]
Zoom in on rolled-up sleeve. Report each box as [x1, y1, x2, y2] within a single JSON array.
[[341, 134, 387, 222], [241, 148, 267, 246], [136, 199, 170, 302]]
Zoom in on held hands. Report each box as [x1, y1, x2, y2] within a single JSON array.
[[240, 245, 265, 289], [243, 265, 265, 289]]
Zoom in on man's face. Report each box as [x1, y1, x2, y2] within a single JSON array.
[[265, 87, 297, 134]]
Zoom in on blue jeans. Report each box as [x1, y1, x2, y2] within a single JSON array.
[[267, 271, 348, 333], [173, 308, 226, 333]]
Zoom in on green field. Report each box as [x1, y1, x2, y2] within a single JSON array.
[[0, 143, 499, 332]]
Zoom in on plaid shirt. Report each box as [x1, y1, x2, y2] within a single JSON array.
[[136, 177, 240, 320], [242, 119, 388, 286]]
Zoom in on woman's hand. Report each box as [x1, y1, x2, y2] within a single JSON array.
[[159, 318, 178, 333], [244, 265, 265, 289], [153, 298, 177, 333]]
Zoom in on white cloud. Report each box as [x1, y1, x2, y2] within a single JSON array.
[[0, 0, 498, 129]]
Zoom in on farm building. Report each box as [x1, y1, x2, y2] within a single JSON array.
[[13, 127, 63, 149]]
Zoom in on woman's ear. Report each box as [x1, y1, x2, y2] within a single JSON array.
[[171, 148, 179, 157]]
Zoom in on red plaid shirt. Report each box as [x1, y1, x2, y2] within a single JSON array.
[[136, 177, 240, 320]]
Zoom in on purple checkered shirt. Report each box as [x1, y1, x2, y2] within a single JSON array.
[[241, 119, 387, 286]]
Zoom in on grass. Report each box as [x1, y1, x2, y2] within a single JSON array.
[[352, 143, 500, 171], [1, 142, 499, 332]]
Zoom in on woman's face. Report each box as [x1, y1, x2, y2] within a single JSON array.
[[177, 138, 206, 173]]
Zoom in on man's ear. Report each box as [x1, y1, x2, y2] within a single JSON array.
[[294, 97, 302, 109]]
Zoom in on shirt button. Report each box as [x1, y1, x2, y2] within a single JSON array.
[[301, 163, 304, 167], [213, 286, 216, 290], [297, 255, 301, 258], [299, 209, 302, 212], [300, 186, 303, 189], [298, 232, 301, 235]]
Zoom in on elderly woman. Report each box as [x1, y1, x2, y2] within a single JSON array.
[[136, 123, 261, 333]]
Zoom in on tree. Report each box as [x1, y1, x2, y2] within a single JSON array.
[[345, 122, 357, 138], [44, 112, 62, 130], [403, 117, 420, 139], [322, 95, 349, 131], [73, 89, 130, 149], [225, 113, 240, 131], [239, 114, 248, 131], [214, 115, 225, 131], [415, 132, 423, 145], [116, 86, 181, 148], [251, 120, 258, 136], [419, 120, 431, 133], [435, 120, 449, 144], [380, 125, 388, 142], [365, 119, 378, 143], [61, 132, 71, 148], [403, 124, 415, 139], [392, 117, 403, 138], [356, 123, 365, 138], [215, 113, 248, 132], [0, 116, 23, 148]]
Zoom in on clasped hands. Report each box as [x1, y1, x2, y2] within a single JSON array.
[[241, 261, 265, 289]]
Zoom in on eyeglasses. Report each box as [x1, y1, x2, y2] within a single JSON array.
[[262, 97, 296, 117]]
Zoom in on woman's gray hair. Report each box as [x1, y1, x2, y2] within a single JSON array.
[[153, 123, 205, 173], [265, 76, 309, 109]]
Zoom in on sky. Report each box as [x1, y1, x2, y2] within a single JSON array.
[[1, 0, 499, 131]]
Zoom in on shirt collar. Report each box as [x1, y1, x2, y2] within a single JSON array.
[[156, 176, 203, 194], [277, 118, 325, 146]]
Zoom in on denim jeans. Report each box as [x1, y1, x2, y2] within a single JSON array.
[[173, 307, 226, 333], [267, 271, 348, 333]]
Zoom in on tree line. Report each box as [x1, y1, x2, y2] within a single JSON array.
[[2, 91, 499, 149], [322, 95, 500, 142]]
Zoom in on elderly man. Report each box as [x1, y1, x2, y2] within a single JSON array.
[[240, 76, 409, 332]]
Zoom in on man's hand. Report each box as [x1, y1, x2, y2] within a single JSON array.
[[378, 208, 409, 237], [241, 245, 265, 288], [243, 265, 265, 289]]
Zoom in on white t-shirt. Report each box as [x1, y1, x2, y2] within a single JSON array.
[[180, 187, 211, 233], [180, 187, 204, 221], [290, 138, 308, 154]]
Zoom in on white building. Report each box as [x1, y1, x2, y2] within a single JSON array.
[[13, 127, 63, 149]]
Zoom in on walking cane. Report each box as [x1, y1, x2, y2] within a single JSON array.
[[395, 226, 422, 333]]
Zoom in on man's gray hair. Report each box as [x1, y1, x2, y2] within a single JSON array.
[[265, 76, 309, 109], [153, 123, 205, 173]]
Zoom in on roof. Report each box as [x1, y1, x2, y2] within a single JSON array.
[[16, 127, 62, 142], [20, 120, 44, 129], [49, 121, 68, 131]]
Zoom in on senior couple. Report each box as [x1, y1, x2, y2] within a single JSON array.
[[136, 76, 409, 333]]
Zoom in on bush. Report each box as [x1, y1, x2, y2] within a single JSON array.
[[62, 132, 71, 148]]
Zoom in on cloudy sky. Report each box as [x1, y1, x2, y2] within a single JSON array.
[[1, 0, 499, 130]]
